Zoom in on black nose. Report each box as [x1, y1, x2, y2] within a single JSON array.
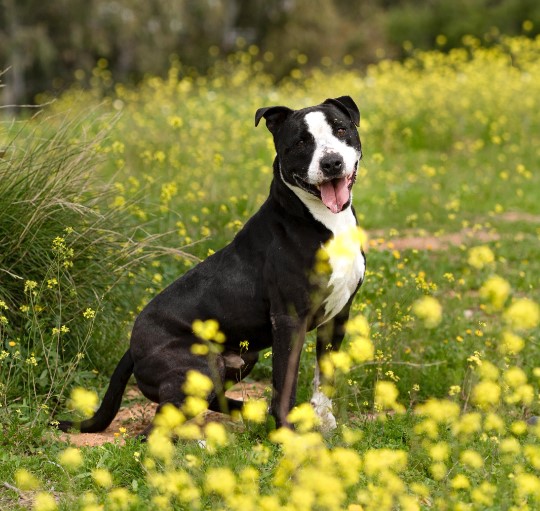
[[320, 153, 344, 176]]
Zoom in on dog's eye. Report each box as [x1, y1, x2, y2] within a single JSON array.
[[296, 139, 305, 147], [336, 128, 347, 138]]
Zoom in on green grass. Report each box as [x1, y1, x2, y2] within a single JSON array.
[[1, 36, 540, 510]]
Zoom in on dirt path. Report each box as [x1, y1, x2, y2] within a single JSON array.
[[58, 381, 270, 447]]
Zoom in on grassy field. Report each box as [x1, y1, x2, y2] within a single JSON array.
[[1, 36, 540, 510]]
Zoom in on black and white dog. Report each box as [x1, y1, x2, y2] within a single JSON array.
[[58, 96, 365, 435]]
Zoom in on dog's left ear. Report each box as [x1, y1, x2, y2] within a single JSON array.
[[323, 96, 360, 127], [255, 106, 293, 135]]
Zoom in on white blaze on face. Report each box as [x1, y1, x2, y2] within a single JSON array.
[[304, 111, 360, 185]]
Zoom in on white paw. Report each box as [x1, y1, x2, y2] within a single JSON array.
[[311, 391, 337, 432]]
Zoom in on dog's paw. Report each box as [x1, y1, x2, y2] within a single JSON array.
[[311, 391, 337, 432]]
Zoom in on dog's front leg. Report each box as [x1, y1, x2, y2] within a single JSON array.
[[270, 314, 308, 429], [312, 302, 352, 431]]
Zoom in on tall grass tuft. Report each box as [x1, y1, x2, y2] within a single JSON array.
[[0, 113, 171, 425]]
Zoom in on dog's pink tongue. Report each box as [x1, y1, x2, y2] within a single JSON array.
[[320, 177, 350, 214]]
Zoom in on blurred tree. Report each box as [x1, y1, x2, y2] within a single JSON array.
[[0, 0, 538, 106]]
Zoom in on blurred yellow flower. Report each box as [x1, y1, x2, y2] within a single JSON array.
[[15, 468, 40, 490], [504, 298, 539, 330], [58, 447, 83, 471], [479, 275, 510, 310], [69, 387, 98, 418], [91, 468, 113, 488], [467, 245, 495, 269], [182, 370, 213, 398], [242, 399, 268, 423], [412, 296, 442, 328], [33, 492, 57, 511]]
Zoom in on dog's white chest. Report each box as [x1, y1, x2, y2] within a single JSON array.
[[322, 235, 364, 323], [301, 200, 365, 325]]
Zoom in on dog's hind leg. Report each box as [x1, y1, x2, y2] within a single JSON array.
[[207, 350, 260, 414], [56, 349, 134, 433]]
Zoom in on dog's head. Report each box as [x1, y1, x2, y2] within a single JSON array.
[[256, 96, 361, 214]]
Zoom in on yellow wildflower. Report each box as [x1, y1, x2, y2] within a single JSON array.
[[504, 298, 539, 330], [412, 296, 442, 328], [91, 468, 113, 488], [467, 245, 495, 269], [374, 380, 405, 413], [15, 468, 40, 490], [242, 399, 268, 423], [287, 402, 320, 433], [68, 387, 99, 418], [33, 492, 57, 511], [58, 447, 83, 471], [479, 275, 510, 309], [499, 330, 525, 355], [460, 449, 484, 469], [182, 370, 213, 398]]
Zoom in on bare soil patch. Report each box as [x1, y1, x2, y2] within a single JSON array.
[[57, 381, 270, 447], [367, 228, 499, 252]]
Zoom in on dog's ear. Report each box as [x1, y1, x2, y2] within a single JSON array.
[[255, 106, 293, 135], [323, 96, 360, 127]]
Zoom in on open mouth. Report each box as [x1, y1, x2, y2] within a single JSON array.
[[294, 168, 357, 214]]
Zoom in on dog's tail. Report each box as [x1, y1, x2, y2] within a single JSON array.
[[56, 349, 134, 433]]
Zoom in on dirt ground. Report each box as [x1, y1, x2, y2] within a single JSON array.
[[58, 381, 270, 447]]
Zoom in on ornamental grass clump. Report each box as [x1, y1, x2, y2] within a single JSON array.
[[0, 114, 162, 424]]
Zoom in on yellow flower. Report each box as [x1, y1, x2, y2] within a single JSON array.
[[503, 366, 527, 388], [192, 319, 226, 343], [471, 481, 496, 506], [205, 467, 236, 496], [500, 437, 521, 455], [514, 473, 540, 499], [204, 422, 228, 451], [450, 474, 470, 490], [363, 448, 407, 476], [416, 398, 460, 423], [472, 380, 500, 408], [15, 468, 40, 490], [58, 447, 83, 471], [33, 492, 57, 511], [242, 399, 268, 423], [460, 449, 484, 469], [182, 370, 213, 398], [374, 380, 405, 413], [69, 387, 99, 418], [347, 336, 374, 363], [83, 308, 96, 319], [153, 403, 185, 432], [499, 330, 525, 355], [484, 413, 505, 433], [182, 396, 208, 417], [346, 314, 370, 337], [479, 275, 510, 309], [412, 296, 442, 328], [504, 298, 539, 330], [91, 468, 113, 488], [467, 245, 495, 269], [108, 488, 137, 511], [428, 442, 449, 462], [287, 402, 320, 433]]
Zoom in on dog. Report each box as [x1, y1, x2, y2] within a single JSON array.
[[57, 96, 365, 435]]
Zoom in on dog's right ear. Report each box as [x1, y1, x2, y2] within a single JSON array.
[[255, 106, 293, 135]]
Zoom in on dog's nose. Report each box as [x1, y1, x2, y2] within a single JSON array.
[[320, 153, 344, 176]]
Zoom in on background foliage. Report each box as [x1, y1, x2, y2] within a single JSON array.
[[1, 0, 539, 106]]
